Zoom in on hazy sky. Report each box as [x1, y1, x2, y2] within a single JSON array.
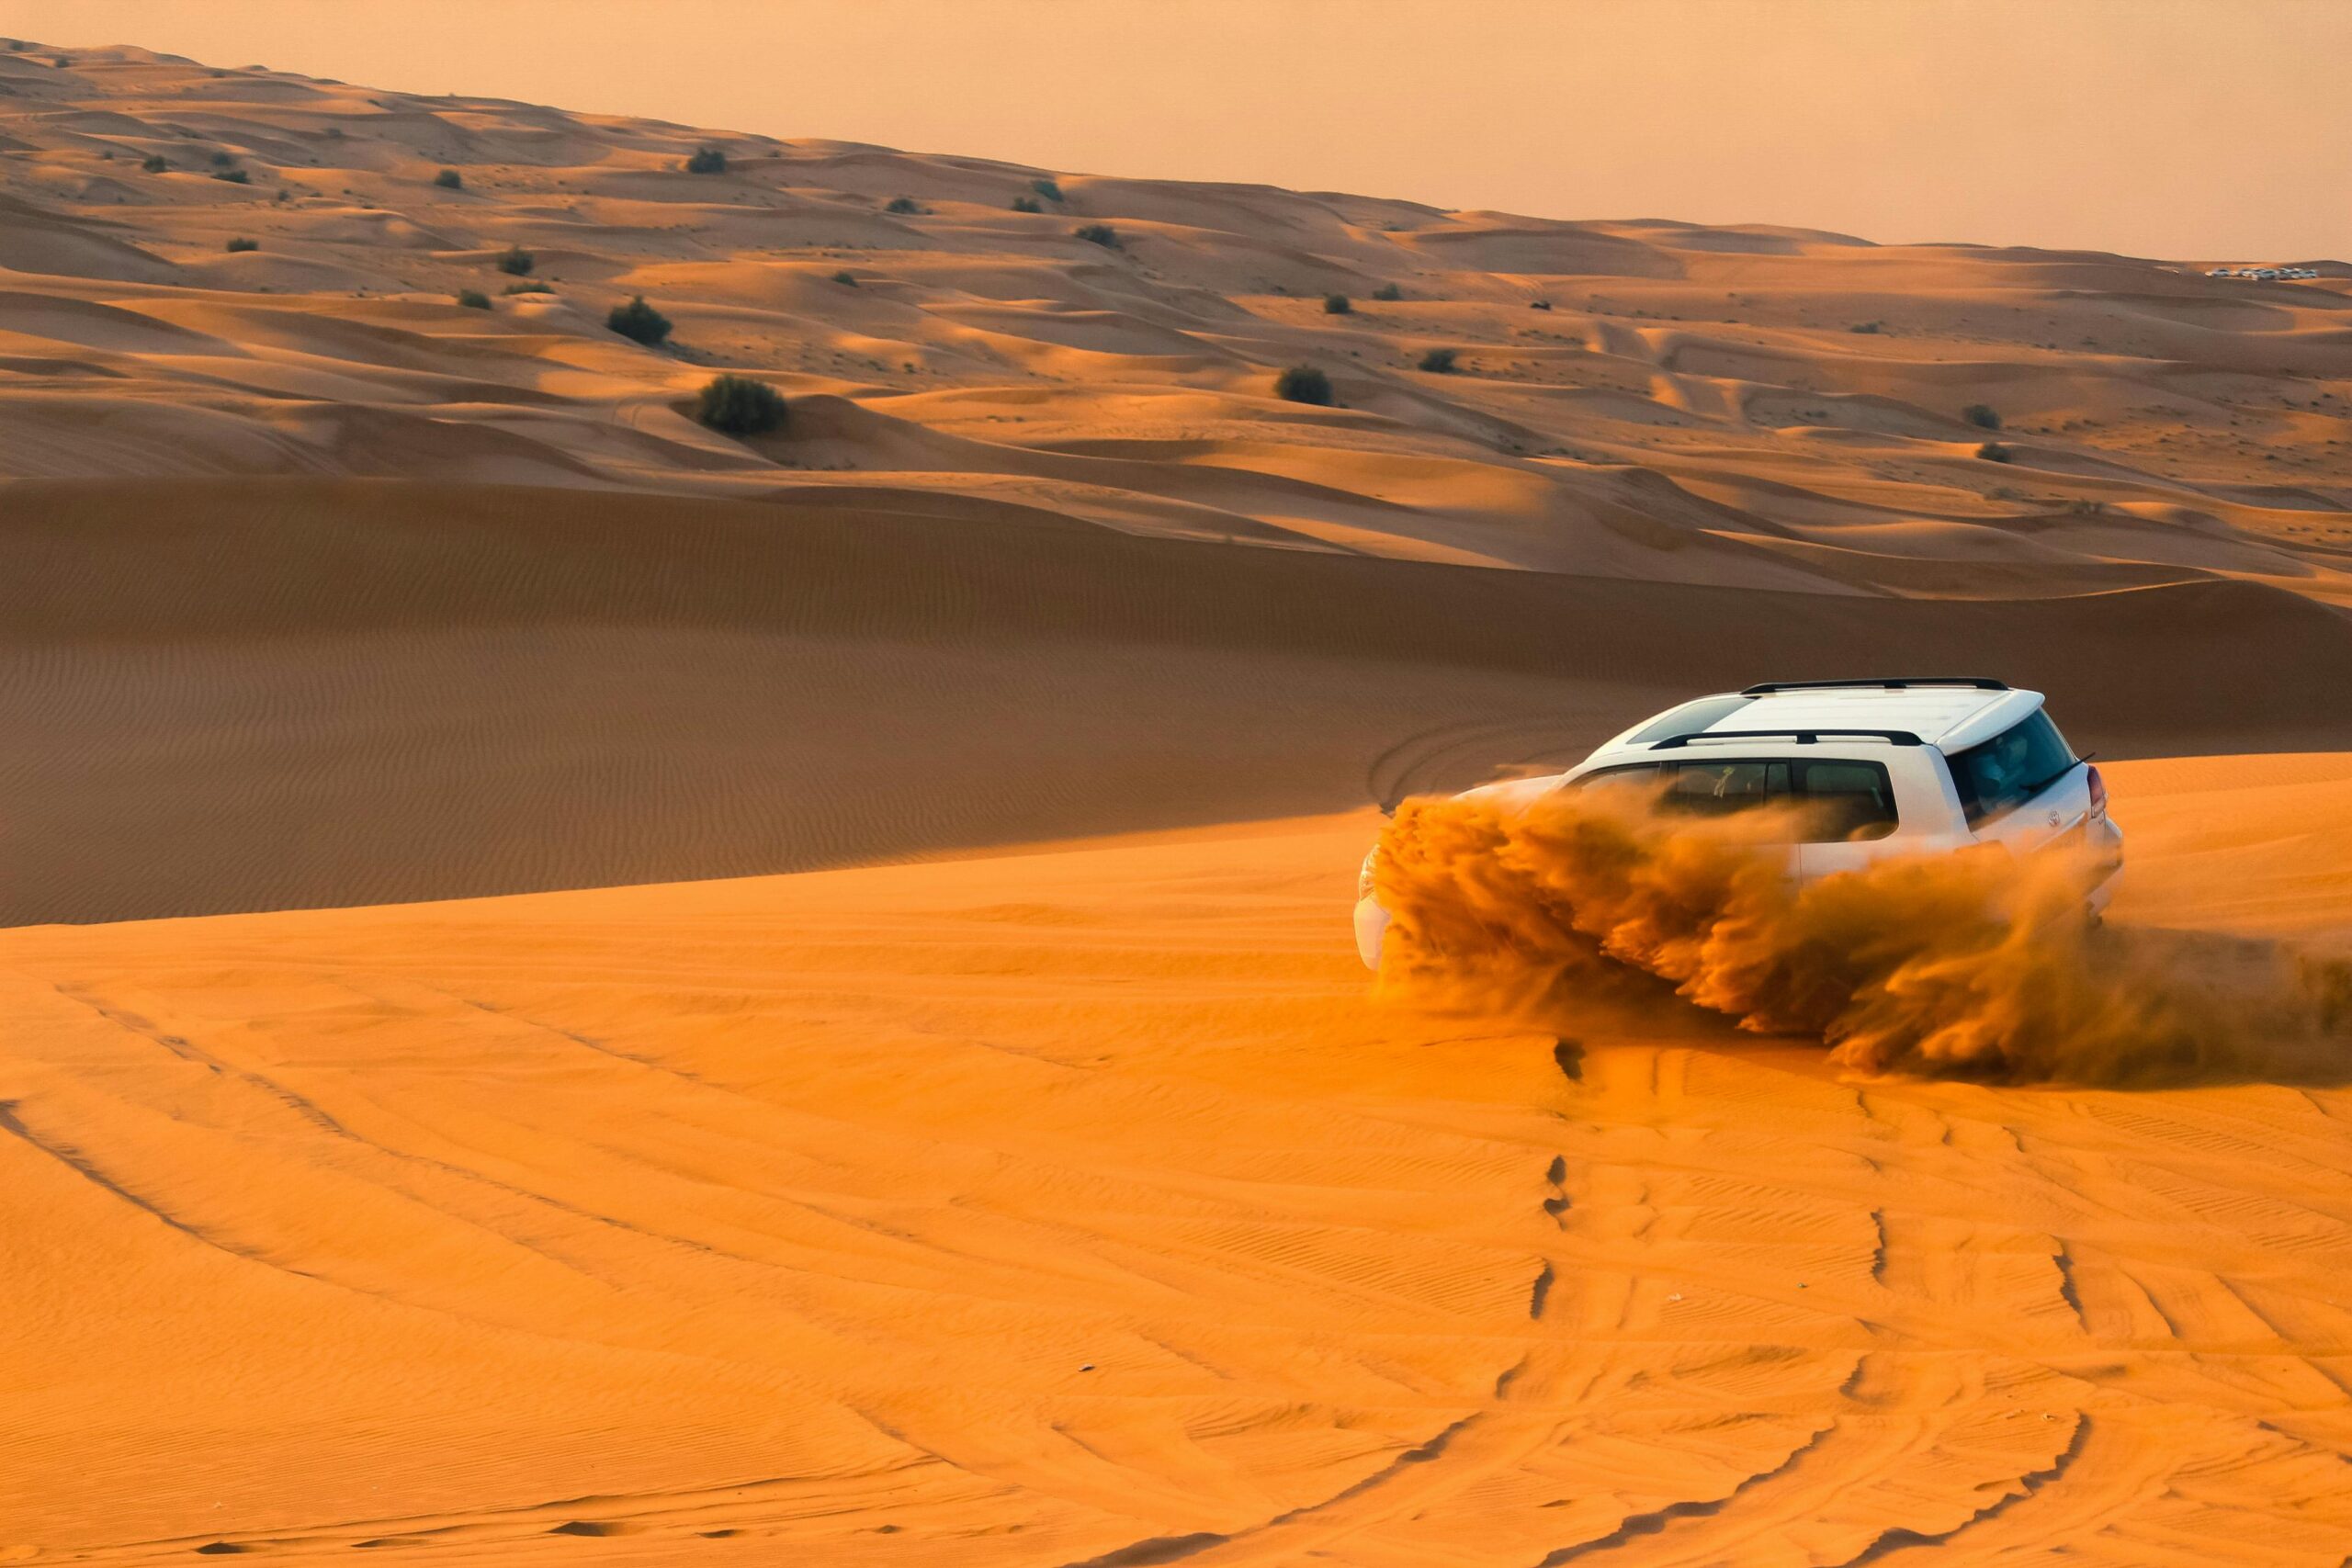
[[4, 0, 2344, 260]]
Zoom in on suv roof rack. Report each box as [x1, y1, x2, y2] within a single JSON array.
[[1652, 727, 1923, 749], [1739, 676, 2008, 695]]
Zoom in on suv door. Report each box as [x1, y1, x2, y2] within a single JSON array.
[[1792, 758, 1902, 881]]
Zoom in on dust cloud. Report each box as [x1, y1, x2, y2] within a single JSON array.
[[1372, 785, 2350, 1084]]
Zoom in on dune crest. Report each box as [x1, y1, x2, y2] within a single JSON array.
[[0, 42, 2344, 600]]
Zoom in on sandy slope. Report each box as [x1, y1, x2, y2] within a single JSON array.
[[2, 755, 2348, 1565], [7, 478, 2352, 926], [0, 43, 2346, 603]]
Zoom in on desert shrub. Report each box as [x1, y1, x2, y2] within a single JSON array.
[[831, 269, 858, 286], [1031, 177, 1063, 202], [607, 294, 672, 346], [1010, 195, 1041, 213], [141, 153, 169, 173], [1849, 320, 1882, 333], [1418, 346, 1458, 373], [52, 56, 70, 69], [210, 150, 234, 167], [323, 126, 345, 140], [224, 236, 258, 253], [455, 289, 491, 310], [695, 374, 787, 436], [1323, 293, 1351, 315], [210, 168, 250, 185], [433, 167, 463, 189], [684, 145, 728, 175], [1962, 402, 2002, 430], [1529, 299, 1553, 310], [495, 244, 534, 276], [1976, 441, 2015, 463], [1274, 365, 1333, 405], [1372, 282, 1402, 301], [502, 280, 552, 294], [885, 196, 922, 214], [1074, 222, 1119, 249]]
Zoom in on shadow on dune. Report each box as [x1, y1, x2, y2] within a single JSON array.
[[7, 476, 2352, 926]]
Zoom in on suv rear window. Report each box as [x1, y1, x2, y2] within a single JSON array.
[[1577, 757, 1897, 841], [1944, 710, 2075, 823]]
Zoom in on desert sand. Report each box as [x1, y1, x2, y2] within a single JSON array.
[[3, 756, 2349, 1563], [3, 39, 2352, 1566]]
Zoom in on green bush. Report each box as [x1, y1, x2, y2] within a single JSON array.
[[607, 294, 672, 347], [141, 153, 169, 173], [1962, 402, 2001, 430], [1010, 195, 1042, 213], [433, 168, 463, 189], [224, 236, 258, 253], [1976, 441, 2015, 463], [885, 196, 922, 215], [495, 245, 534, 276], [211, 168, 251, 185], [455, 289, 491, 310], [1323, 293, 1351, 315], [1418, 346, 1457, 373], [1074, 223, 1119, 249], [1274, 365, 1334, 405], [1031, 177, 1063, 202], [1371, 283, 1402, 301], [1529, 299, 1552, 310], [210, 151, 235, 167], [502, 280, 553, 295], [831, 269, 858, 286], [1849, 320, 1882, 333], [684, 145, 728, 175], [695, 374, 787, 436]]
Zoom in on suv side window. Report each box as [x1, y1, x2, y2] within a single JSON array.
[[1945, 711, 2075, 824], [1659, 760, 1788, 816], [1796, 760, 1898, 841], [1577, 757, 1896, 841]]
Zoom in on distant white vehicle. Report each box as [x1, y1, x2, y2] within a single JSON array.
[[1355, 678, 2122, 968]]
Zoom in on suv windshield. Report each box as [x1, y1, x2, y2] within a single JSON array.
[[1944, 710, 2075, 823]]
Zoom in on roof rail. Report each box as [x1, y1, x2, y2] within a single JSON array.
[[1739, 676, 2008, 695], [1652, 728, 1923, 749]]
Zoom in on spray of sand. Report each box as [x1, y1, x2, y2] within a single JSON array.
[[1373, 786, 2351, 1083]]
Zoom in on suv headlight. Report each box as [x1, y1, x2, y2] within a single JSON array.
[[1357, 847, 1380, 901]]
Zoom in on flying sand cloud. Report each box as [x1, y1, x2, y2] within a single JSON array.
[[1374, 785, 2352, 1084]]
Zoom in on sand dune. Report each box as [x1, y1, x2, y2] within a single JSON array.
[[0, 45, 2346, 597], [8, 478, 2352, 926], [2, 756, 2347, 1563]]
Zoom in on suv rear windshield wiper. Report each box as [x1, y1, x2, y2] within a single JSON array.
[[2018, 758, 2086, 804]]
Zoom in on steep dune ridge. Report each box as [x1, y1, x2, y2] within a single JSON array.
[[1, 757, 2347, 1564], [8, 478, 2352, 926], [0, 43, 2346, 599]]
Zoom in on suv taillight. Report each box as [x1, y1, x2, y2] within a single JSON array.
[[2086, 763, 2107, 819]]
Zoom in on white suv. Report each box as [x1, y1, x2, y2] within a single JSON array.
[[1355, 677, 2122, 968]]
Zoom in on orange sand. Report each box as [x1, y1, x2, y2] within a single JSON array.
[[2, 756, 2349, 1562]]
